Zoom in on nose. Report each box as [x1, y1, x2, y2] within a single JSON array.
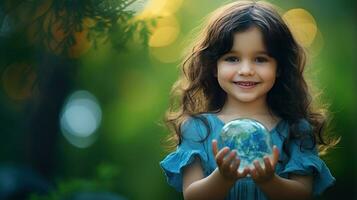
[[238, 60, 255, 76]]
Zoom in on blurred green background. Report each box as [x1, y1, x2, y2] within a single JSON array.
[[0, 0, 355, 199]]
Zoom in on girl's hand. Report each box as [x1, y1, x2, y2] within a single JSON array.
[[249, 145, 279, 184], [212, 140, 249, 181]]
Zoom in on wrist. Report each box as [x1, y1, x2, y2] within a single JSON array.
[[212, 168, 237, 186], [257, 173, 279, 186]]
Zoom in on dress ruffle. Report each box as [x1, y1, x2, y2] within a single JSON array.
[[280, 153, 335, 196], [160, 149, 208, 192]]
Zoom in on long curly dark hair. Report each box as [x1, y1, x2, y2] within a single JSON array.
[[164, 1, 339, 155]]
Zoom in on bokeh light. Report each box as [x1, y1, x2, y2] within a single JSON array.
[[283, 8, 318, 48], [146, 14, 182, 62], [148, 15, 180, 47], [138, 0, 184, 18], [132, 0, 184, 62], [60, 90, 102, 148], [1, 63, 37, 101], [149, 37, 184, 63], [149, 26, 179, 47], [308, 28, 324, 58]]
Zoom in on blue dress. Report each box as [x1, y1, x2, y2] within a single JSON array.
[[160, 113, 335, 200]]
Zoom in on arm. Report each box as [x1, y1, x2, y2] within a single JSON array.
[[182, 158, 235, 200], [182, 140, 249, 200], [249, 146, 313, 200]]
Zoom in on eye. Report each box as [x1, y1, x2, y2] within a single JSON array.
[[255, 56, 269, 63], [224, 56, 240, 62]]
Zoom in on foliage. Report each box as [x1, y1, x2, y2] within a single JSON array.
[[0, 0, 154, 65], [28, 163, 120, 200]]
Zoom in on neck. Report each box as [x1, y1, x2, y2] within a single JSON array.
[[219, 96, 271, 119]]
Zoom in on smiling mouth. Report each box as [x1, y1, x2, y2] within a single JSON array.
[[233, 81, 260, 88]]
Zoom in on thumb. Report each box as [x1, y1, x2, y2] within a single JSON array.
[[271, 145, 279, 167], [212, 139, 218, 156]]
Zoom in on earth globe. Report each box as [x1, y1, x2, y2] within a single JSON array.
[[218, 118, 273, 173]]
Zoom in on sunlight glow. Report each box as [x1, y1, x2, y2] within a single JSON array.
[[283, 8, 318, 47]]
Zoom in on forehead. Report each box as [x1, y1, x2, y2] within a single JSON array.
[[230, 26, 267, 54]]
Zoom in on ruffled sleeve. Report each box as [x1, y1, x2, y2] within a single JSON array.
[[279, 119, 335, 196], [159, 117, 209, 192]]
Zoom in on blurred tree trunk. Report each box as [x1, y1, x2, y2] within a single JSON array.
[[25, 53, 75, 178]]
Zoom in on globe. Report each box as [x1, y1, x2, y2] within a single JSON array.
[[218, 118, 273, 173]]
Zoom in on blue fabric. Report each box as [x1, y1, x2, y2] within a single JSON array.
[[159, 113, 335, 199]]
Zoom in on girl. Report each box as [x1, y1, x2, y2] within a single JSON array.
[[160, 1, 338, 200]]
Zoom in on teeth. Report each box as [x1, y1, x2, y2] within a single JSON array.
[[237, 82, 256, 86]]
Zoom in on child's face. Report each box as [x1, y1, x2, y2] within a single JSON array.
[[216, 26, 277, 105]]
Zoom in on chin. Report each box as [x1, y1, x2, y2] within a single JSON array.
[[234, 96, 259, 103]]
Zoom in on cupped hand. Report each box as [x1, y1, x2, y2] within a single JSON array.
[[249, 145, 279, 184], [212, 140, 249, 181]]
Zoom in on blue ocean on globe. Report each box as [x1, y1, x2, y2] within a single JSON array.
[[218, 118, 273, 173]]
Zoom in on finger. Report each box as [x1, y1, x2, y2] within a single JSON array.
[[271, 145, 279, 167], [230, 157, 239, 171], [253, 160, 264, 176], [212, 140, 218, 156], [234, 157, 242, 171], [215, 147, 230, 166], [250, 167, 258, 180], [263, 156, 273, 173], [222, 150, 236, 170], [237, 167, 249, 178]]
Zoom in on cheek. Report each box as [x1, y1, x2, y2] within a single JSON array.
[[217, 65, 236, 80], [266, 71, 277, 82], [260, 66, 277, 82], [260, 70, 276, 91]]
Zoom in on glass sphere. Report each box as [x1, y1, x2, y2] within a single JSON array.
[[218, 118, 273, 173]]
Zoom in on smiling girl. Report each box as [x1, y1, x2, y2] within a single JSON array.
[[160, 1, 337, 199]]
